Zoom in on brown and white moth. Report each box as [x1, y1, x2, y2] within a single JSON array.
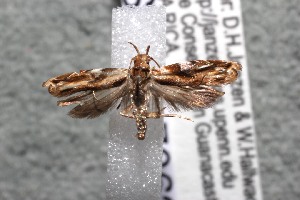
[[43, 42, 241, 140]]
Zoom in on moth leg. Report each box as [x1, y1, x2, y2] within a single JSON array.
[[92, 91, 99, 100], [156, 107, 167, 115], [120, 104, 134, 119], [146, 112, 193, 121], [151, 96, 166, 116], [161, 113, 193, 121], [153, 96, 162, 114]]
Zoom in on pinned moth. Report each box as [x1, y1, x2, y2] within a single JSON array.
[[43, 42, 241, 140]]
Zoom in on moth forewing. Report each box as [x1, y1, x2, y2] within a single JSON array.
[[43, 42, 242, 140], [42, 68, 128, 97], [151, 60, 241, 87]]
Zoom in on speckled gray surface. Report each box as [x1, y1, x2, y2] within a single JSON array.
[[0, 0, 299, 200], [242, 1, 300, 199]]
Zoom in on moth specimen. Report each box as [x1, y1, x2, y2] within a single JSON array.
[[43, 42, 241, 140]]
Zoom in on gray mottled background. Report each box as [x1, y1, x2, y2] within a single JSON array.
[[0, 0, 299, 200]]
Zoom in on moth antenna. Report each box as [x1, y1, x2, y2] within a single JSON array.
[[128, 42, 140, 54], [150, 57, 161, 68], [145, 45, 150, 55]]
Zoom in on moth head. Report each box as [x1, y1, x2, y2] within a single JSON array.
[[128, 42, 152, 76], [128, 42, 160, 71]]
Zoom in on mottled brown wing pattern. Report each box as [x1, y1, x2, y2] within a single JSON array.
[[151, 60, 242, 87], [42, 68, 128, 97], [148, 60, 241, 111], [42, 68, 129, 118]]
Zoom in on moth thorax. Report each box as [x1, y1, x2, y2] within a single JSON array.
[[131, 67, 150, 78]]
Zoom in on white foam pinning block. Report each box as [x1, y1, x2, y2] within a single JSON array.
[[106, 6, 166, 200]]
